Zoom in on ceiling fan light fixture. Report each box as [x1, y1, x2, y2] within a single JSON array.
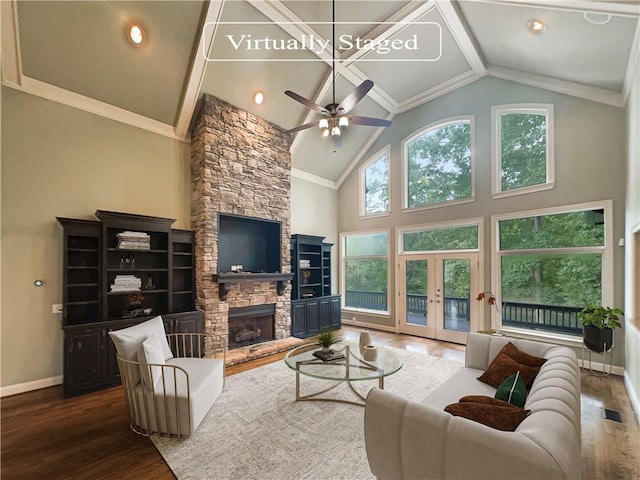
[[254, 91, 264, 105], [128, 23, 145, 45], [322, 128, 330, 137], [527, 19, 547, 33], [331, 126, 341, 137], [338, 116, 349, 128], [319, 118, 329, 130]]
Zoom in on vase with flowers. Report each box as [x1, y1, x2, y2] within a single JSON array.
[[123, 292, 145, 313]]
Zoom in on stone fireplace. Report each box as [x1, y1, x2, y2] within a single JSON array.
[[190, 94, 303, 364]]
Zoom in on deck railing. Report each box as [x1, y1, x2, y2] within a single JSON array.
[[345, 290, 582, 335]]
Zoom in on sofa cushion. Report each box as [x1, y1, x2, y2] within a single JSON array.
[[495, 371, 527, 407], [445, 399, 530, 431], [477, 346, 542, 389], [137, 333, 165, 388]]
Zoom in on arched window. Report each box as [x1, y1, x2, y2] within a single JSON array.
[[402, 117, 474, 210]]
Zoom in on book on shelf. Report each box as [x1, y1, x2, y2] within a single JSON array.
[[312, 349, 345, 362], [117, 231, 151, 250]]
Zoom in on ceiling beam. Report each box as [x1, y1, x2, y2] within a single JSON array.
[[175, 0, 225, 139], [1, 0, 22, 88], [488, 65, 625, 107]]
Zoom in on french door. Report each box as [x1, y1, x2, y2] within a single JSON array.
[[398, 253, 479, 344]]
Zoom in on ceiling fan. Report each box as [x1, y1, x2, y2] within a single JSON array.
[[284, 0, 391, 148]]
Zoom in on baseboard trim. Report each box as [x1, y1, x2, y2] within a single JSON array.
[[624, 372, 640, 426], [577, 358, 625, 376], [1, 376, 63, 397], [341, 318, 397, 333]]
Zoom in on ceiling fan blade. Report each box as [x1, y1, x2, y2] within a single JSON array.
[[286, 121, 319, 134], [348, 115, 392, 127], [333, 135, 343, 148], [337, 80, 374, 114], [284, 90, 329, 115]]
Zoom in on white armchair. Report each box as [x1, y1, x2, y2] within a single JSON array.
[[109, 316, 225, 439]]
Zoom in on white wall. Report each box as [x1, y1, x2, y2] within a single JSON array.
[[1, 87, 191, 392], [624, 54, 640, 420], [291, 175, 339, 293]]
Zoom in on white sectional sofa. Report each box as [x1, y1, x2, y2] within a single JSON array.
[[364, 332, 581, 480]]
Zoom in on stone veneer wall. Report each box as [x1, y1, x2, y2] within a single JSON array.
[[191, 94, 294, 357]]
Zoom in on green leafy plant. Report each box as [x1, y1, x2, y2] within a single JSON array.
[[578, 304, 624, 330], [314, 329, 342, 349]]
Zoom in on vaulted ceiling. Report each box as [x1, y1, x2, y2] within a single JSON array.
[[2, 1, 639, 185]]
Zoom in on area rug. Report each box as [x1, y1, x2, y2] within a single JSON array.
[[152, 346, 462, 480]]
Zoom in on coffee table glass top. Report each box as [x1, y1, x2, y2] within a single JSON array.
[[284, 341, 403, 381]]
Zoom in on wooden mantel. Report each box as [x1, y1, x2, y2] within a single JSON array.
[[212, 273, 293, 301]]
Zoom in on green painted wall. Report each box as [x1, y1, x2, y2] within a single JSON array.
[[1, 87, 191, 388]]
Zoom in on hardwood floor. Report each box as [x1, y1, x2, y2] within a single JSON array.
[[2, 326, 638, 480]]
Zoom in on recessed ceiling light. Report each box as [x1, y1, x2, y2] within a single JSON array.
[[254, 91, 264, 105], [527, 19, 547, 33], [128, 24, 145, 45]]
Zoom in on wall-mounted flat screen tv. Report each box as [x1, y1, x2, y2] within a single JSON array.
[[217, 214, 281, 273]]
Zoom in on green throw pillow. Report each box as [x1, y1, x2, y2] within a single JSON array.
[[495, 371, 527, 407]]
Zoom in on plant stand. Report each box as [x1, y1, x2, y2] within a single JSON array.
[[582, 342, 613, 377]]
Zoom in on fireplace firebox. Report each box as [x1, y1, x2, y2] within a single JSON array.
[[228, 304, 276, 350]]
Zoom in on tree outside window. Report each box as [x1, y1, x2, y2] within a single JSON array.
[[493, 105, 554, 197], [343, 232, 389, 312], [497, 207, 606, 336], [404, 119, 472, 209], [361, 150, 389, 216]]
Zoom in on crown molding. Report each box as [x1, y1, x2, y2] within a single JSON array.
[[397, 69, 483, 113], [487, 65, 625, 107], [291, 168, 338, 190], [623, 18, 640, 105], [11, 77, 189, 142]]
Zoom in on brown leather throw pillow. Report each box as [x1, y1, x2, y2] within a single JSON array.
[[445, 400, 531, 431], [477, 344, 544, 389], [501, 342, 547, 368]]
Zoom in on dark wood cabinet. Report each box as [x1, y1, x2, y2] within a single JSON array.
[[63, 327, 109, 396], [290, 234, 341, 338], [57, 211, 201, 397]]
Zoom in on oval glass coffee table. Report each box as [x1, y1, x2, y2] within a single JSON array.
[[284, 341, 403, 406]]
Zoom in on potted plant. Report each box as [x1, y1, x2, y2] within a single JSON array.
[[578, 304, 624, 353], [314, 329, 342, 353]]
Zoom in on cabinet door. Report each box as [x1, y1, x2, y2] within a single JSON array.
[[330, 295, 342, 329], [64, 328, 108, 397], [318, 297, 331, 330], [306, 299, 320, 335], [291, 302, 307, 338], [164, 311, 204, 356]]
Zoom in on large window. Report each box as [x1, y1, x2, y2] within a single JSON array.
[[342, 231, 389, 313], [494, 202, 611, 338], [360, 146, 390, 217], [402, 224, 479, 252], [492, 104, 554, 198], [403, 117, 474, 210]]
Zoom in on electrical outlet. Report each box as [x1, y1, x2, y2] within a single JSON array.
[[52, 304, 63, 314]]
